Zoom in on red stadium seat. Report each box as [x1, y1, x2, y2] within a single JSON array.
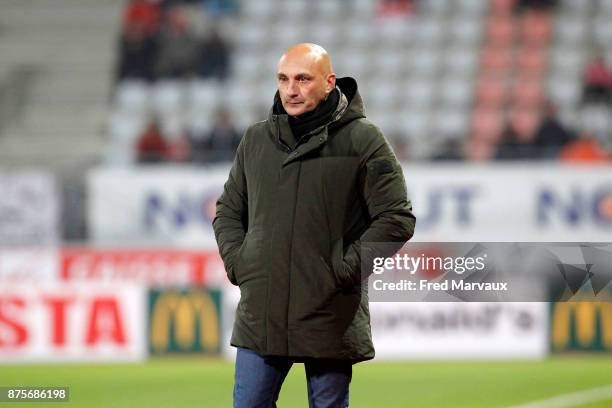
[[471, 107, 504, 142], [520, 11, 553, 45], [511, 75, 544, 108], [508, 108, 541, 141], [491, 0, 516, 16], [516, 46, 548, 74], [464, 136, 497, 161], [486, 16, 516, 45], [476, 75, 508, 107], [481, 46, 514, 72]]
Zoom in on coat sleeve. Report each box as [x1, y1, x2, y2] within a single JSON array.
[[339, 122, 416, 287], [212, 136, 248, 285]]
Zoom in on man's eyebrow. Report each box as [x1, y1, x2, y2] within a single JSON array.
[[277, 72, 313, 79]]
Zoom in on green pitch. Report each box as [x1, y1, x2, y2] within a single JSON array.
[[1, 356, 611, 407]]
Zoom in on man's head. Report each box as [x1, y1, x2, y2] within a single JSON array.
[[277, 43, 336, 117]]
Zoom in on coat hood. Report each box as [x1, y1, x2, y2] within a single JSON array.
[[268, 76, 366, 133]]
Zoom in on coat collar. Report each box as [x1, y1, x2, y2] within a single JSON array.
[[268, 88, 349, 155]]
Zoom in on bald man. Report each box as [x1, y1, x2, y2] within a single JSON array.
[[214, 43, 415, 407]]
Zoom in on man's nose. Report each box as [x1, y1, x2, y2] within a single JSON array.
[[287, 79, 299, 96]]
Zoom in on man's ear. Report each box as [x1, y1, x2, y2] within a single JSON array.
[[326, 74, 337, 94]]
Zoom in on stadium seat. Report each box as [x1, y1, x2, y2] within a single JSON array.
[[511, 77, 544, 108], [444, 48, 479, 76], [419, 0, 452, 16], [353, 0, 376, 19], [456, 0, 489, 16], [334, 51, 373, 81], [439, 77, 474, 107], [511, 108, 541, 140], [598, 0, 612, 13], [550, 47, 586, 76], [344, 22, 378, 47], [471, 107, 504, 141], [373, 50, 409, 78], [433, 108, 470, 137], [579, 104, 612, 138], [232, 52, 265, 82], [410, 48, 442, 75], [491, 0, 516, 16], [520, 12, 553, 45], [158, 111, 185, 142], [377, 17, 414, 43], [560, 0, 592, 15], [306, 22, 340, 50], [476, 75, 507, 107], [593, 16, 612, 45], [115, 80, 150, 114], [404, 79, 437, 109], [486, 16, 516, 45], [362, 83, 398, 111], [313, 0, 343, 20], [516, 46, 548, 75], [187, 80, 219, 112], [413, 17, 447, 45], [398, 110, 434, 158], [448, 16, 483, 45], [481, 46, 514, 73], [547, 75, 582, 108], [236, 22, 269, 51], [554, 16, 588, 45], [242, 0, 276, 20], [151, 80, 185, 115], [464, 135, 496, 161], [269, 21, 305, 49], [109, 109, 147, 147]]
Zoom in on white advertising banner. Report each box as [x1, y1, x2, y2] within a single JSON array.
[[88, 166, 229, 248], [88, 164, 612, 246], [0, 248, 57, 282], [0, 283, 147, 363], [405, 164, 612, 242], [0, 171, 59, 246], [370, 302, 549, 360]]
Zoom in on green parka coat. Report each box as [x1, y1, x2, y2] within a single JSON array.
[[213, 77, 415, 362]]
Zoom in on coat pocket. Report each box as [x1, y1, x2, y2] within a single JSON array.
[[331, 238, 349, 288], [234, 231, 263, 286]]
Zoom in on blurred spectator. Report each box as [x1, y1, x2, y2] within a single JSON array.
[[167, 134, 192, 162], [495, 122, 536, 159], [464, 137, 496, 161], [516, 0, 558, 13], [155, 7, 201, 79], [123, 0, 162, 36], [199, 27, 232, 81], [203, 0, 239, 16], [377, 0, 415, 17], [560, 135, 611, 162], [431, 138, 464, 161], [116, 23, 158, 82], [189, 108, 241, 163], [136, 119, 169, 163], [495, 109, 541, 160], [582, 54, 612, 104], [531, 101, 575, 158], [579, 103, 612, 143]]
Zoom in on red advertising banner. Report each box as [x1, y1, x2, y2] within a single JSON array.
[[60, 248, 224, 286], [0, 284, 146, 363]]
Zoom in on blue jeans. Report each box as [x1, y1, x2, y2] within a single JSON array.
[[233, 347, 352, 408]]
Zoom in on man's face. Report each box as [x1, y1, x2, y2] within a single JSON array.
[[277, 55, 332, 117]]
